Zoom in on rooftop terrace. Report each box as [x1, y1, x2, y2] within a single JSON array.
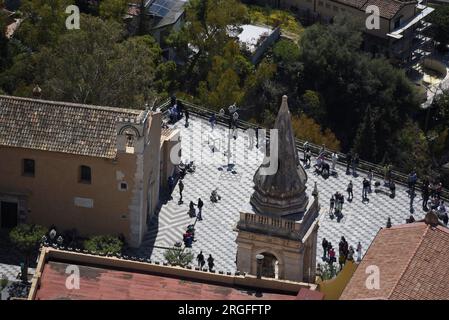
[[128, 103, 448, 274]]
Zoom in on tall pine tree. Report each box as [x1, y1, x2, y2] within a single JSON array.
[[353, 105, 377, 162]]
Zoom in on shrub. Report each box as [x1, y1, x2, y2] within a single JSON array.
[[84, 235, 123, 255], [163, 247, 193, 267]]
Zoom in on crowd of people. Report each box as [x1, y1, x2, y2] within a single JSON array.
[[303, 143, 447, 225], [322, 237, 362, 271]]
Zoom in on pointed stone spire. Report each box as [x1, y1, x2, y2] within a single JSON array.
[[251, 95, 309, 216]]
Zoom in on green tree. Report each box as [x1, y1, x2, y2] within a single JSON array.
[[163, 246, 193, 267], [427, 5, 449, 52], [273, 39, 300, 64], [0, 9, 9, 72], [99, 0, 128, 22], [35, 15, 161, 108], [352, 106, 377, 161], [242, 60, 281, 122], [84, 235, 123, 255], [299, 90, 324, 121], [299, 14, 419, 161], [198, 41, 251, 110], [15, 0, 72, 50], [167, 0, 247, 90], [390, 119, 431, 177], [10, 224, 47, 282]]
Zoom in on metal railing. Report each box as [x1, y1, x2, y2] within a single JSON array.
[[158, 99, 448, 200]]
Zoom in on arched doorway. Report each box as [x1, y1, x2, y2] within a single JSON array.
[[260, 253, 279, 279]]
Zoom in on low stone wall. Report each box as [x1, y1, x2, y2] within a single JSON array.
[[28, 247, 318, 300]]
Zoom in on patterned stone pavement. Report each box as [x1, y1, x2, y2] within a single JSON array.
[[131, 115, 429, 273], [0, 263, 35, 282]]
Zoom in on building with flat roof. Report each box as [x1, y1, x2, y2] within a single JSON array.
[[125, 0, 187, 60], [0, 95, 178, 247], [248, 0, 434, 67]]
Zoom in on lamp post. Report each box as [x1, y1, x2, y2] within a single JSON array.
[[256, 254, 264, 279], [224, 104, 238, 170]]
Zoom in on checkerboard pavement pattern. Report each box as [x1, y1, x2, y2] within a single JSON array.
[[131, 115, 429, 273], [0, 263, 35, 282]]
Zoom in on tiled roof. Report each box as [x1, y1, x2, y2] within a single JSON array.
[[0, 95, 143, 159], [35, 261, 299, 300], [340, 222, 449, 300], [332, 0, 416, 19]]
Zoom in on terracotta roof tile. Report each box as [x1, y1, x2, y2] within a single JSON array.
[[340, 223, 449, 300], [331, 0, 416, 19], [35, 261, 298, 300], [0, 95, 143, 159]]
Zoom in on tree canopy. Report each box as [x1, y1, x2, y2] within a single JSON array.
[[15, 0, 72, 50], [428, 5, 449, 52], [99, 0, 128, 22], [298, 15, 419, 162], [36, 15, 159, 107], [10, 224, 47, 254]]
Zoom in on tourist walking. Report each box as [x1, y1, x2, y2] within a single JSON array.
[[328, 247, 336, 265], [207, 254, 215, 271], [209, 113, 216, 130], [188, 201, 196, 218], [346, 152, 352, 175], [197, 198, 204, 221], [367, 169, 373, 193], [305, 147, 312, 167], [352, 153, 359, 177], [331, 152, 338, 171], [362, 178, 369, 201], [389, 180, 396, 198], [409, 188, 415, 213], [422, 179, 430, 211], [303, 141, 309, 162], [178, 179, 184, 204], [384, 164, 392, 186], [197, 251, 205, 268], [347, 181, 353, 201], [339, 253, 346, 270], [322, 238, 329, 259], [197, 198, 203, 214], [347, 246, 355, 261], [185, 108, 190, 127], [356, 242, 362, 262], [329, 195, 335, 215], [408, 171, 417, 195]]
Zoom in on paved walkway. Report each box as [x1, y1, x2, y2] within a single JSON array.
[[131, 115, 432, 273], [0, 263, 35, 282]]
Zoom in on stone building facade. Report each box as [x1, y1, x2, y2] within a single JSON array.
[[236, 96, 320, 283], [0, 95, 178, 247]]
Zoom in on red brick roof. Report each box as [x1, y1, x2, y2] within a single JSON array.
[[340, 222, 449, 300], [331, 0, 416, 19], [0, 95, 142, 159], [35, 261, 299, 300]]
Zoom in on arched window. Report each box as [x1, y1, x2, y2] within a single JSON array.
[[79, 165, 92, 184]]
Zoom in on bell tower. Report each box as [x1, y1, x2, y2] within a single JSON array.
[[236, 96, 320, 283]]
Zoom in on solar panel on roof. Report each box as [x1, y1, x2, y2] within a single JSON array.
[[157, 7, 170, 16], [148, 0, 182, 18]]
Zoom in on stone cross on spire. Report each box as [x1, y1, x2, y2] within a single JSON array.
[[250, 95, 309, 216]]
